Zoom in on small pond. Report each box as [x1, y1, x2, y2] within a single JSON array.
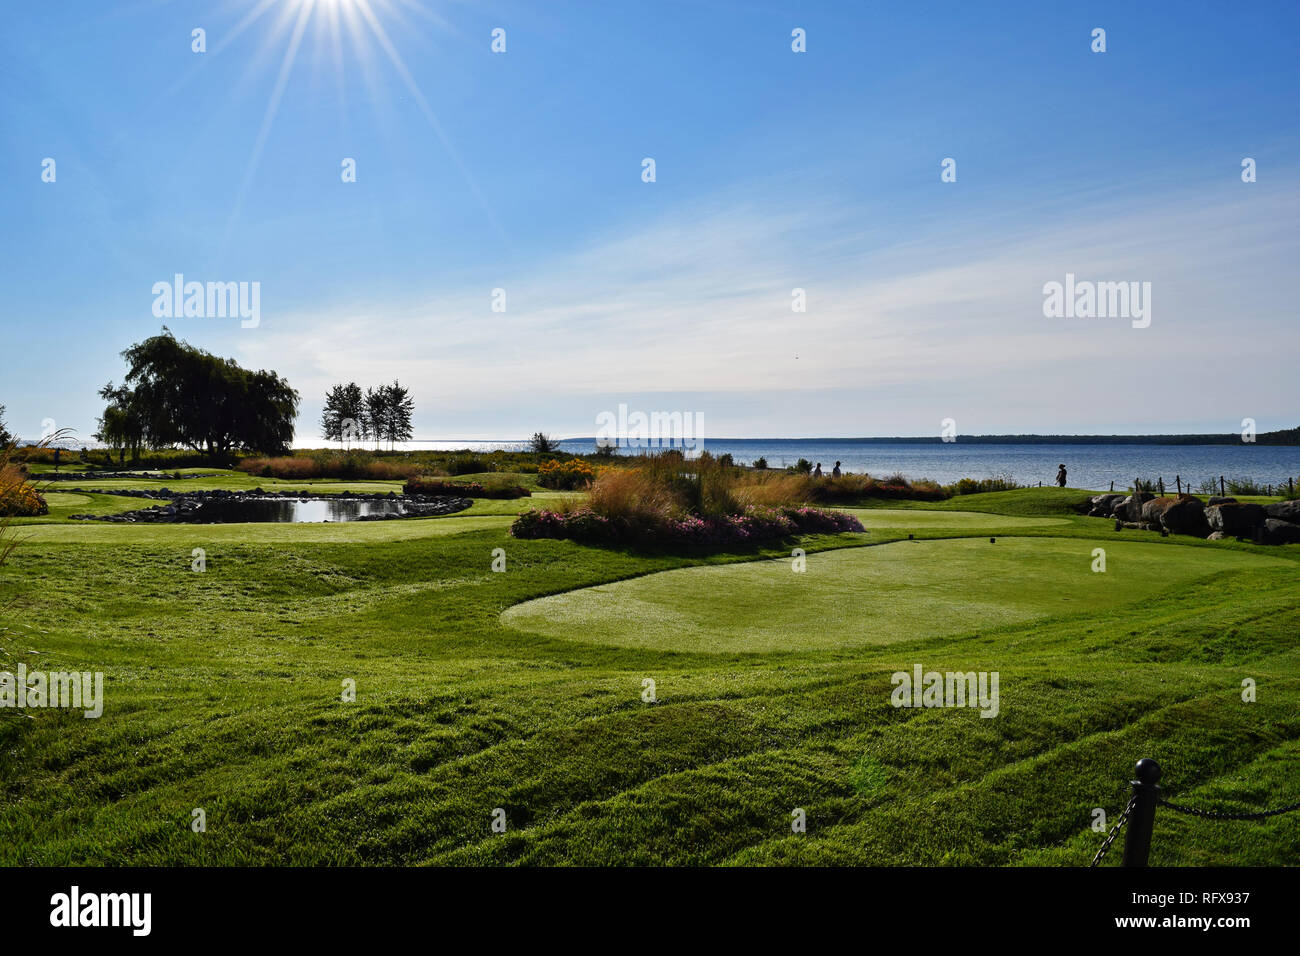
[[182, 497, 420, 524]]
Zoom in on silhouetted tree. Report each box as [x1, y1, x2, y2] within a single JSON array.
[[530, 432, 560, 454], [321, 382, 365, 447], [103, 329, 299, 457]]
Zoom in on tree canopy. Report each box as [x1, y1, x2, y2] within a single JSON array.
[[322, 380, 413, 450], [97, 330, 299, 457]]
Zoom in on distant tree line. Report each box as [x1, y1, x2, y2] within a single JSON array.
[[94, 329, 299, 461], [321, 381, 414, 450]]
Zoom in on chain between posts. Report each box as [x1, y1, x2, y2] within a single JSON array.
[[1092, 758, 1300, 866], [1089, 794, 1137, 867]]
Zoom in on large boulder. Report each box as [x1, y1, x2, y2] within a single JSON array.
[[1208, 496, 1237, 506], [1160, 495, 1211, 538], [1089, 493, 1126, 517], [1262, 518, 1300, 545], [1119, 492, 1154, 522], [1206, 502, 1267, 538], [1264, 500, 1300, 524], [1141, 496, 1179, 525]]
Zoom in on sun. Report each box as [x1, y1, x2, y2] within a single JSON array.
[[220, 0, 501, 250]]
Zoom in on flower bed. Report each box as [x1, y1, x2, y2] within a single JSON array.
[[510, 504, 862, 545]]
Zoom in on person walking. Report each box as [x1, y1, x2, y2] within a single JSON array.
[[813, 462, 823, 478], [1056, 463, 1067, 488], [832, 461, 842, 478]]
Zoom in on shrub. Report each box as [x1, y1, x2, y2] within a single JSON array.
[[237, 454, 423, 481], [731, 473, 812, 509], [511, 450, 863, 545], [752, 457, 768, 470], [806, 473, 948, 503], [446, 456, 489, 476], [580, 467, 678, 524], [403, 476, 530, 499], [537, 458, 596, 490], [239, 456, 318, 479], [0, 465, 47, 517], [945, 475, 1023, 496], [510, 504, 862, 545]]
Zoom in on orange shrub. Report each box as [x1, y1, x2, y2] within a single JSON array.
[[537, 458, 596, 489], [0, 465, 47, 517]]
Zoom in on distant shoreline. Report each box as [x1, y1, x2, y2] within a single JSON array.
[[560, 432, 1300, 447], [22, 428, 1300, 450]]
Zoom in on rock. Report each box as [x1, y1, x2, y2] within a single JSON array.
[[1264, 500, 1300, 524], [1118, 492, 1154, 522], [1089, 493, 1126, 517], [1205, 502, 1266, 538], [1207, 531, 1226, 540], [1159, 495, 1210, 538], [1263, 518, 1300, 545], [1208, 496, 1237, 506], [1141, 497, 1178, 525]]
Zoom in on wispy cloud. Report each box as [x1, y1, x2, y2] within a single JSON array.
[[235, 178, 1297, 437]]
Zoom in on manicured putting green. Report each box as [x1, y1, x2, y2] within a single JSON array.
[[502, 537, 1288, 653]]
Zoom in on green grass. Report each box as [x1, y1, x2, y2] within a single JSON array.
[[502, 538, 1290, 653], [3, 474, 1299, 866]]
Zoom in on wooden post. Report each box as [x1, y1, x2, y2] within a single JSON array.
[[1110, 480, 1114, 492], [1175, 475, 1181, 495], [1220, 476, 1226, 496], [1158, 477, 1164, 496]]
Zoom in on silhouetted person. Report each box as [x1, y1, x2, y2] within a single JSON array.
[[832, 461, 842, 478], [813, 462, 823, 478], [1056, 463, 1067, 487]]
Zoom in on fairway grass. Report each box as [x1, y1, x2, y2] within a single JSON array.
[[502, 538, 1291, 653], [3, 482, 1299, 866]]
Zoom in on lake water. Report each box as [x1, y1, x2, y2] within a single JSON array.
[[339, 439, 1300, 493]]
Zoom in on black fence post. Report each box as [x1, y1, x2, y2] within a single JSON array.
[[1123, 758, 1162, 867], [1220, 476, 1226, 496]]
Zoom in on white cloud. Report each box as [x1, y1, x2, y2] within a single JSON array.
[[234, 182, 1299, 439]]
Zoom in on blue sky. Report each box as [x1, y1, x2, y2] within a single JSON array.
[[2, 0, 1298, 443]]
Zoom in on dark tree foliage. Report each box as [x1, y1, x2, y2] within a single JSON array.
[[321, 382, 365, 445], [529, 432, 560, 454], [101, 329, 299, 457], [353, 381, 414, 450]]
